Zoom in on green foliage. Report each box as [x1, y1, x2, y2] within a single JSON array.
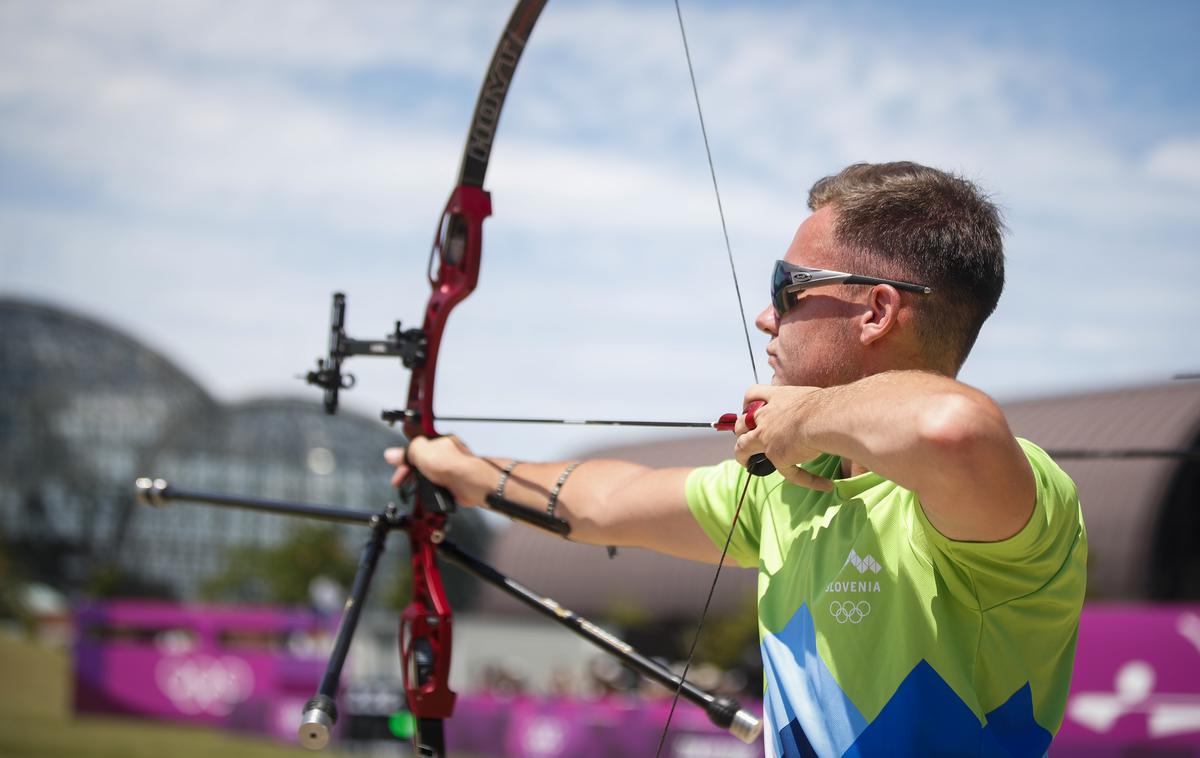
[[0, 527, 29, 626], [684, 593, 760, 670], [604, 597, 654, 630], [85, 563, 176, 600], [200, 524, 360, 605], [197, 511, 491, 612], [381, 560, 413, 611]]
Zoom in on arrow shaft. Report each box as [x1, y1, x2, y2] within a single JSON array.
[[435, 414, 718, 429]]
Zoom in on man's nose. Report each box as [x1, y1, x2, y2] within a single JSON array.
[[754, 304, 777, 335]]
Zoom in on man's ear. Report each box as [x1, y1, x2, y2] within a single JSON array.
[[859, 284, 902, 346]]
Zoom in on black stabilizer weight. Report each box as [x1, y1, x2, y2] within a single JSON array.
[[706, 694, 738, 729], [706, 694, 763, 744]]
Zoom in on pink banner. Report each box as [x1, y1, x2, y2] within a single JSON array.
[[1056, 604, 1200, 755], [73, 601, 1200, 753], [73, 601, 334, 743], [446, 694, 760, 757]]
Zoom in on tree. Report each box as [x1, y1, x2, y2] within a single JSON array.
[[0, 527, 29, 627], [200, 523, 360, 606]]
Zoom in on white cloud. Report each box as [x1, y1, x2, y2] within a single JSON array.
[[2, 0, 1198, 462], [1144, 137, 1200, 186], [0, 0, 505, 77]]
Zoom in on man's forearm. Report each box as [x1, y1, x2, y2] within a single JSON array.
[[454, 455, 645, 542], [788, 370, 1012, 492], [440, 452, 717, 561]]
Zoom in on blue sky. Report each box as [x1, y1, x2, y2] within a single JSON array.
[[2, 0, 1198, 463]]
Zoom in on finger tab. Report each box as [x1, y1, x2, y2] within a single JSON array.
[[743, 400, 765, 430]]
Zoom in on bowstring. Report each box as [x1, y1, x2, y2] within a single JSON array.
[[673, 0, 759, 385], [654, 475, 755, 757], [656, 1, 762, 754]]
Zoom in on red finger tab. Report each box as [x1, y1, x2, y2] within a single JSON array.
[[743, 400, 765, 430]]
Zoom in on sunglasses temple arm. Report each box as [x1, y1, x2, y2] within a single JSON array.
[[843, 275, 932, 294]]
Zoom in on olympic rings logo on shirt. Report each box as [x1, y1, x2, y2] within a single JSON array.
[[829, 600, 871, 624]]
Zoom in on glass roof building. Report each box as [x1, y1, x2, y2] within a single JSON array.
[[0, 298, 487, 602]]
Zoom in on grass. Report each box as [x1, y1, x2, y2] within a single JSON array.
[[0, 630, 351, 758]]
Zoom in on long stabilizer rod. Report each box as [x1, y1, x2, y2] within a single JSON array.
[[133, 478, 762, 746], [436, 539, 763, 744]]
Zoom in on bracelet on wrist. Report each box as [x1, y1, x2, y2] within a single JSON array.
[[546, 461, 581, 517], [495, 460, 520, 502]]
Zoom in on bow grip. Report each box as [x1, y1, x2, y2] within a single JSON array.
[[405, 464, 458, 515]]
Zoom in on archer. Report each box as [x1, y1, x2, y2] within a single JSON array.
[[389, 161, 1088, 757]]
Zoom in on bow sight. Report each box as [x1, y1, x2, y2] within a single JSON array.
[[303, 292, 427, 415]]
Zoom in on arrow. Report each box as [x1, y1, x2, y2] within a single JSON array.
[[382, 409, 742, 431]]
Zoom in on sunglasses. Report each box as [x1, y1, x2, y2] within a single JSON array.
[[771, 260, 932, 317]]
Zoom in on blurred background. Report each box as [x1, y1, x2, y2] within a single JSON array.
[[1, 0, 1197, 756]]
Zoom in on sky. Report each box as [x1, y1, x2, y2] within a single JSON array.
[[2, 0, 1198, 465]]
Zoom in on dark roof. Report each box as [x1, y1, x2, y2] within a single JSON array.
[[1002, 382, 1200, 598], [476, 532, 758, 620], [480, 382, 1200, 616]]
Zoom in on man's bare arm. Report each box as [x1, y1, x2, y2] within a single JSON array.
[[386, 441, 724, 564], [739, 371, 1035, 542]]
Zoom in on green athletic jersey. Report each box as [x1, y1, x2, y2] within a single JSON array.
[[686, 439, 1086, 757]]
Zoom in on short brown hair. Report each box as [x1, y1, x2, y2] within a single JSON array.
[[809, 161, 1004, 370]]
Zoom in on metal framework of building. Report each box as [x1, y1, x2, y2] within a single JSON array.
[[0, 298, 487, 601]]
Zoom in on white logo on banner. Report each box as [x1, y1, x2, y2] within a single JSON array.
[[521, 716, 567, 757], [155, 654, 255, 716], [1179, 612, 1200, 656], [1068, 613, 1200, 738]]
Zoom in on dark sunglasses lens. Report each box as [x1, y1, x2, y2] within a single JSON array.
[[772, 261, 795, 315], [772, 261, 790, 294]]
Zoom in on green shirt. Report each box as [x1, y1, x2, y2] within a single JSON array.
[[686, 439, 1087, 757]]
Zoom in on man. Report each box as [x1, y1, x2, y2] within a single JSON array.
[[387, 162, 1087, 757]]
